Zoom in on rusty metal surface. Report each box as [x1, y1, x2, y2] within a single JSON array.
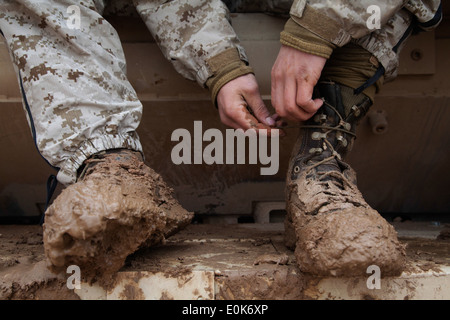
[[0, 12, 449, 219]]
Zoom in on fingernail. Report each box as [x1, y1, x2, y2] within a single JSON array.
[[265, 117, 275, 126]]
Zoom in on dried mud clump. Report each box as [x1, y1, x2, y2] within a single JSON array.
[[291, 207, 407, 277], [43, 150, 193, 283]]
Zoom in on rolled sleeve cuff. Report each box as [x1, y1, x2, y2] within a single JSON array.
[[289, 2, 352, 47], [280, 18, 336, 59], [205, 48, 254, 107]]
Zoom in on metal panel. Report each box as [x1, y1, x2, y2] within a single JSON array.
[[0, 14, 448, 218]]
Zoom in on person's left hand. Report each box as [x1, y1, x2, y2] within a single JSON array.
[[271, 45, 326, 122], [216, 74, 284, 135]]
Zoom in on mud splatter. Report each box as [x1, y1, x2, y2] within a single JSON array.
[[285, 142, 406, 277], [43, 150, 193, 284]]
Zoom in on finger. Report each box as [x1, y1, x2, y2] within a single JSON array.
[[296, 79, 323, 115], [221, 109, 285, 137], [271, 113, 281, 122], [237, 103, 273, 131], [224, 113, 283, 137], [219, 99, 272, 131], [270, 113, 286, 130], [271, 67, 284, 120], [283, 77, 314, 121], [244, 90, 275, 127]]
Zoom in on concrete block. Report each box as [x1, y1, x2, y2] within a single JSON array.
[[106, 271, 214, 300], [70, 224, 450, 300], [304, 265, 450, 300], [75, 282, 107, 300], [253, 201, 286, 223], [76, 270, 215, 300]]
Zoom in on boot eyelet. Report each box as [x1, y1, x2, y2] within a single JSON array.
[[314, 114, 327, 124], [352, 105, 361, 117], [312, 132, 327, 140], [293, 166, 300, 174], [339, 121, 352, 131], [344, 123, 352, 131]]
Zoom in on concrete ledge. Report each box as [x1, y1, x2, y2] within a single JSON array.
[[77, 270, 214, 300], [72, 224, 450, 300], [304, 265, 450, 300]]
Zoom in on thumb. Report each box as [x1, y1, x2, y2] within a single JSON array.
[[245, 90, 275, 127]]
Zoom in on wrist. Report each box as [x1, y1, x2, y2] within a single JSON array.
[[206, 48, 254, 107]]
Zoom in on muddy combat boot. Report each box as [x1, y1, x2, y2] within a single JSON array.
[[43, 149, 193, 282], [285, 81, 406, 277]]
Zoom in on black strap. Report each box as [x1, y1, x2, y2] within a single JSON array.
[[354, 64, 385, 96], [40, 174, 58, 225]]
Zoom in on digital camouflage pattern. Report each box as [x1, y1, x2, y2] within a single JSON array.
[[288, 0, 442, 81], [0, 0, 143, 185], [0, 0, 442, 184], [225, 0, 441, 81], [133, 0, 249, 86], [0, 0, 245, 185]]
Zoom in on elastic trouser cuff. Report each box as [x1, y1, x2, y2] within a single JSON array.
[[56, 132, 143, 185], [321, 43, 384, 103]]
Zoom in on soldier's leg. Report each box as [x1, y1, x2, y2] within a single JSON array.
[[284, 8, 419, 276], [284, 42, 408, 277], [0, 0, 192, 281], [0, 0, 142, 185]]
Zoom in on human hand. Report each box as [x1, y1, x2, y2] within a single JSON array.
[[216, 74, 284, 135], [271, 45, 327, 122]]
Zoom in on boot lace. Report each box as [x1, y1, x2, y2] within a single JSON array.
[[295, 99, 357, 190]]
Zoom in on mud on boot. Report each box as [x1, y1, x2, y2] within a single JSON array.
[[42, 149, 193, 283], [285, 81, 406, 277]]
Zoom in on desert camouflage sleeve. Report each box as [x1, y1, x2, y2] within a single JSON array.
[[284, 0, 442, 49], [281, 0, 442, 80], [134, 0, 254, 103]]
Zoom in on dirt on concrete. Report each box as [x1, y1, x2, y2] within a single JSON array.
[[0, 223, 449, 300], [0, 225, 79, 300]]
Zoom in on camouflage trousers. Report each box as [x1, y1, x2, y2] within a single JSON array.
[[0, 0, 242, 185], [0, 0, 143, 185]]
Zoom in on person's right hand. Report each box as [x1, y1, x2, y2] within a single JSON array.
[[216, 73, 284, 135], [271, 45, 327, 122]]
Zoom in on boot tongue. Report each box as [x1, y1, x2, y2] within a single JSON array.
[[316, 157, 341, 174], [307, 149, 345, 187]]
